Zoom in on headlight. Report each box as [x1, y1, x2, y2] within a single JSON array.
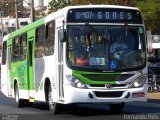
[[66, 74, 87, 89], [130, 75, 147, 88]]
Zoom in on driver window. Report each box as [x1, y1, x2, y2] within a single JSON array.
[[110, 35, 128, 54], [108, 27, 129, 69]]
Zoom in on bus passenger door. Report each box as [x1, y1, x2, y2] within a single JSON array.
[[27, 38, 34, 100], [58, 28, 64, 100]]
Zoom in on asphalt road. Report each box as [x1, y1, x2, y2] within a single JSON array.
[[0, 91, 160, 120]]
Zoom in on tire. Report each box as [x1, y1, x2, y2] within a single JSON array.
[[48, 85, 62, 114], [109, 103, 124, 113], [14, 83, 26, 107], [148, 84, 153, 93], [68, 103, 77, 112]]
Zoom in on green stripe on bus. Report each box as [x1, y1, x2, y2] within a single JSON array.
[[72, 70, 122, 85]]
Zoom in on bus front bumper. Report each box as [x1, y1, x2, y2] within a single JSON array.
[[63, 84, 147, 104]]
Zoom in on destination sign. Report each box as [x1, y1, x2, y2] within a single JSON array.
[[67, 8, 143, 24]]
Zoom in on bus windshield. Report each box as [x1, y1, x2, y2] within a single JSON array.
[[67, 25, 146, 71]]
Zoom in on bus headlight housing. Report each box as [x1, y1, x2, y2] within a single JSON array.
[[66, 75, 87, 89], [130, 75, 147, 88]]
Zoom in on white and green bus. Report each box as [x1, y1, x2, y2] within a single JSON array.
[[1, 5, 149, 113]]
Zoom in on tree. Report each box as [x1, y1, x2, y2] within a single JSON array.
[[131, 0, 160, 32], [72, 0, 130, 5], [0, 0, 9, 17], [72, 0, 105, 5], [48, 0, 130, 13], [0, 0, 27, 17], [48, 0, 71, 14]]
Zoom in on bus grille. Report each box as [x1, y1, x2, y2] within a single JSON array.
[[81, 74, 134, 81], [90, 84, 126, 88], [94, 91, 123, 98]]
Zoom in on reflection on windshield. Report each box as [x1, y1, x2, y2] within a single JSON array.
[[67, 25, 146, 71]]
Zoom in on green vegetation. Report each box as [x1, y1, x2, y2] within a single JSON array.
[[48, 0, 71, 13], [131, 0, 160, 33]]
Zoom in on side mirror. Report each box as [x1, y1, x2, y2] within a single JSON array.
[[147, 30, 153, 53], [58, 29, 66, 42]]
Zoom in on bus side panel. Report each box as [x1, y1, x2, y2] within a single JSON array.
[[34, 57, 45, 101], [34, 20, 57, 102], [10, 61, 29, 99]]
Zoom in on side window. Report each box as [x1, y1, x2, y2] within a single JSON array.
[[45, 21, 55, 56], [35, 26, 45, 58], [2, 41, 7, 65], [12, 36, 20, 62], [19, 33, 27, 60]]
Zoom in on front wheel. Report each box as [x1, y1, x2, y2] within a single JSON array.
[[14, 83, 27, 107], [109, 103, 124, 113], [48, 85, 62, 114]]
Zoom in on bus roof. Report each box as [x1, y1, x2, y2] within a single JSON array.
[[63, 5, 140, 11]]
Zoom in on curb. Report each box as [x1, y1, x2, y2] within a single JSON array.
[[126, 102, 160, 108]]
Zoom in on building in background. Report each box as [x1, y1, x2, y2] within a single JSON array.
[[0, 17, 31, 39], [24, 0, 46, 11]]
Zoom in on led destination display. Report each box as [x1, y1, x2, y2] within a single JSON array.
[[67, 8, 143, 24]]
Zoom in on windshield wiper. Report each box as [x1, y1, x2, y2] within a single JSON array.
[[112, 23, 128, 42], [86, 24, 107, 42]]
